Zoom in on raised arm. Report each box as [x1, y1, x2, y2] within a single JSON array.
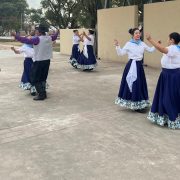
[[114, 39, 128, 56], [11, 47, 20, 54], [79, 33, 84, 42], [77, 33, 83, 42], [146, 33, 168, 54], [51, 30, 59, 41], [16, 36, 40, 45], [83, 32, 91, 41], [11, 32, 40, 45]]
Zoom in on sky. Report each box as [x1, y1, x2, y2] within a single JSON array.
[[26, 0, 41, 8]]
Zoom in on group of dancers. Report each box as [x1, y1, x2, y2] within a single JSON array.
[[114, 29, 180, 129], [11, 24, 59, 100], [69, 29, 97, 71], [69, 28, 180, 129], [10, 25, 180, 129]]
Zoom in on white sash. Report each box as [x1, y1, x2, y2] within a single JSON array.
[[83, 45, 88, 58], [126, 60, 137, 92], [78, 45, 80, 52]]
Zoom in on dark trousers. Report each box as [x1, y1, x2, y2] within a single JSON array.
[[31, 60, 50, 96]]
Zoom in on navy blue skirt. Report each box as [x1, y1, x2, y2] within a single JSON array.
[[69, 44, 80, 68], [77, 45, 97, 70], [20, 57, 33, 90], [148, 68, 180, 129], [115, 59, 150, 110]]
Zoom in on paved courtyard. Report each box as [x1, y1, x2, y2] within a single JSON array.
[[0, 47, 180, 180]]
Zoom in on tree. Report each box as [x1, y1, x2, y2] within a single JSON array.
[[35, 0, 172, 29], [0, 0, 28, 35], [25, 8, 50, 31], [40, 0, 80, 28]]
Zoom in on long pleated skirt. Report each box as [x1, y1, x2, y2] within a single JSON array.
[[69, 44, 80, 68], [148, 68, 180, 129], [20, 57, 33, 90], [115, 59, 150, 110], [77, 45, 97, 70]]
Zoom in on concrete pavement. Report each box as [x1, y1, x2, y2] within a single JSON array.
[[0, 50, 180, 180]]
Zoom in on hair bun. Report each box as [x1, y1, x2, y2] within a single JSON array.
[[89, 29, 95, 35], [128, 28, 133, 35]]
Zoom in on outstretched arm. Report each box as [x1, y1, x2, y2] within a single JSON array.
[[146, 33, 168, 54], [16, 36, 40, 45], [11, 47, 20, 54], [114, 39, 128, 56], [11, 32, 40, 45]]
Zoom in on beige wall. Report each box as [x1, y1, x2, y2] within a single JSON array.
[[60, 2, 180, 66], [97, 6, 138, 63], [144, 1, 180, 68], [60, 28, 88, 55]]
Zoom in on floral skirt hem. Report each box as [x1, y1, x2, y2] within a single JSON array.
[[19, 82, 31, 90], [69, 58, 78, 68], [147, 112, 180, 129], [77, 63, 97, 70], [115, 97, 151, 110]]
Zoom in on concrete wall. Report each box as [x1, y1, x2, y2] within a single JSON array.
[[60, 28, 88, 55], [97, 6, 138, 63], [144, 1, 180, 68]]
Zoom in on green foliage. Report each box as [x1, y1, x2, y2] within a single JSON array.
[[37, 0, 168, 29], [0, 0, 28, 35], [40, 0, 80, 28]]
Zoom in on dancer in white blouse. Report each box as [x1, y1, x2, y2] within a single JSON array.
[[77, 30, 97, 71], [69, 30, 82, 68], [146, 32, 180, 129], [114, 28, 155, 111]]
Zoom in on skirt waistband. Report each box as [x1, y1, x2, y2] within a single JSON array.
[[162, 68, 180, 73]]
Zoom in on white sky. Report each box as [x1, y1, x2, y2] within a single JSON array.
[[26, 0, 41, 8]]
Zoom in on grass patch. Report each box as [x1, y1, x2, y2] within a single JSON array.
[[0, 40, 60, 52], [53, 43, 60, 52]]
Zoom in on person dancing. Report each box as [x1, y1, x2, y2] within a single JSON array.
[[12, 24, 59, 101], [69, 30, 82, 68], [146, 32, 180, 129], [77, 30, 97, 71], [114, 28, 155, 111], [11, 32, 36, 96]]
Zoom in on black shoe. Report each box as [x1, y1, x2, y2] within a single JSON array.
[[88, 68, 93, 71], [135, 108, 148, 113], [33, 95, 46, 101]]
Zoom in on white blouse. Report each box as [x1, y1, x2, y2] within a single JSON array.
[[84, 35, 94, 46], [116, 41, 155, 61], [73, 35, 80, 45], [161, 45, 180, 69], [19, 44, 34, 58]]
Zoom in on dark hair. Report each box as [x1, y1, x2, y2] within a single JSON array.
[[169, 32, 180, 44], [38, 24, 49, 35], [73, 30, 78, 33], [128, 28, 140, 36], [89, 30, 95, 35]]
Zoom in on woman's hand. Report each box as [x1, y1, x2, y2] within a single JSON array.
[[114, 39, 119, 46], [11, 47, 15, 51], [11, 32, 16, 36], [145, 33, 152, 41]]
